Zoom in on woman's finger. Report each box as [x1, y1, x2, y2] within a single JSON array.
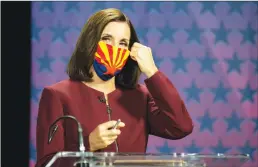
[[101, 135, 118, 142], [132, 42, 144, 48], [101, 129, 121, 137], [130, 50, 137, 61]]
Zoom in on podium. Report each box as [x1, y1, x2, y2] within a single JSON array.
[[45, 152, 250, 167]]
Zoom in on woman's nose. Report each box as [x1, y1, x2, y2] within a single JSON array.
[[113, 41, 120, 47]]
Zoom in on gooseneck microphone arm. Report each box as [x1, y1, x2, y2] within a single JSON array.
[[48, 115, 85, 152], [98, 96, 119, 152]]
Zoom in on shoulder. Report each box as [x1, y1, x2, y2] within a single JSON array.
[[41, 79, 81, 99], [45, 79, 77, 90], [133, 83, 150, 96]]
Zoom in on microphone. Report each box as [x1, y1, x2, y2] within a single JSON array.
[[107, 105, 112, 115], [97, 96, 112, 114], [98, 96, 106, 103], [48, 115, 85, 152], [97, 96, 119, 152]]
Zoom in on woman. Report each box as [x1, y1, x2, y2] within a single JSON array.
[[36, 8, 193, 167]]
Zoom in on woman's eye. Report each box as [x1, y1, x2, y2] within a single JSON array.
[[120, 43, 128, 47], [101, 37, 110, 41]]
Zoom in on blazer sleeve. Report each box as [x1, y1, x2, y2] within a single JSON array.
[[144, 71, 194, 139], [36, 87, 65, 167]]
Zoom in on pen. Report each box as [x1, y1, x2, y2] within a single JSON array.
[[112, 119, 121, 129]]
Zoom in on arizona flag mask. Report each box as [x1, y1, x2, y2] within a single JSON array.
[[93, 41, 130, 81]]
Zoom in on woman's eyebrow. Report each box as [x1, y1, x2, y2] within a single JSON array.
[[121, 38, 129, 42], [101, 33, 113, 37]]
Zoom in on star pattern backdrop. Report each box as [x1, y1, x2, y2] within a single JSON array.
[[30, 1, 258, 167]]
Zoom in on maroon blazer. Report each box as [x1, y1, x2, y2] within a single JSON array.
[[36, 71, 193, 166]]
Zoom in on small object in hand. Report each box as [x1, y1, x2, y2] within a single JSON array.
[[112, 119, 121, 129]]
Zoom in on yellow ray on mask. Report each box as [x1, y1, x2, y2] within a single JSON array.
[[95, 53, 109, 67], [99, 41, 112, 67], [116, 50, 130, 68]]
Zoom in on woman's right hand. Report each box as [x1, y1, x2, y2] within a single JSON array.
[[89, 120, 125, 151]]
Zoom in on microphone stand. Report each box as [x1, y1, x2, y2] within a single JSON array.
[[48, 115, 90, 167]]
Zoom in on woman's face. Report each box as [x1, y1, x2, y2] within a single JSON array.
[[100, 21, 131, 49]]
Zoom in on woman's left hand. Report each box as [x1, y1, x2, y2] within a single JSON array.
[[130, 42, 158, 78]]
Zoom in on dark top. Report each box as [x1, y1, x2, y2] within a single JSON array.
[[36, 71, 193, 167]]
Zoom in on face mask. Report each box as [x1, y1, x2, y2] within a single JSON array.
[[93, 41, 130, 81]]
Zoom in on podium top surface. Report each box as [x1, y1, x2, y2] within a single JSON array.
[[46, 152, 250, 167]]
